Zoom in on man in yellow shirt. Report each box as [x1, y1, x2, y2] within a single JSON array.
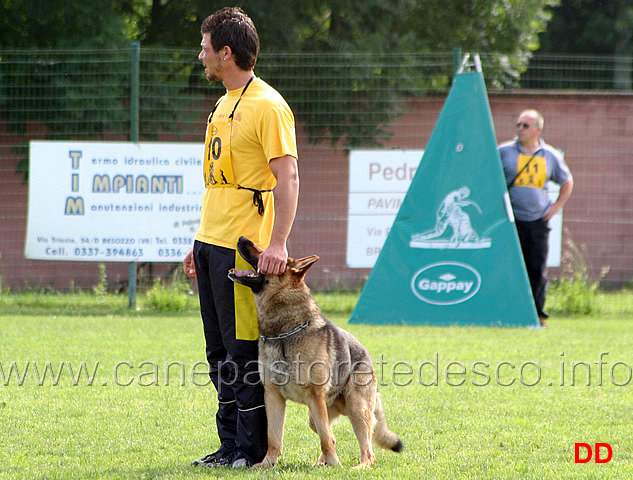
[[183, 7, 299, 469]]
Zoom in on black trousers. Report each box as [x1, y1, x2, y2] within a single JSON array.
[[515, 218, 550, 318], [193, 240, 267, 464]]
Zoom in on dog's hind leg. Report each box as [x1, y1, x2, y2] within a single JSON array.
[[346, 390, 376, 469], [307, 391, 339, 467], [253, 387, 286, 468]]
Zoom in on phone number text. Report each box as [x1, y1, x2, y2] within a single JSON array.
[[73, 248, 144, 258]]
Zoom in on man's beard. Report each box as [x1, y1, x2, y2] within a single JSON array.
[[206, 72, 219, 82], [205, 59, 223, 83]]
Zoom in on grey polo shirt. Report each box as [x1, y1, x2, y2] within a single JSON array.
[[498, 138, 572, 222]]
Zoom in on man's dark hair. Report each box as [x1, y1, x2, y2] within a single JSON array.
[[201, 7, 260, 71]]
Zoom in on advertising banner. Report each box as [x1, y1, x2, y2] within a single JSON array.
[[25, 141, 204, 262], [347, 151, 563, 269]]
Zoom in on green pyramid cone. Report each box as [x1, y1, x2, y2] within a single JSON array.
[[350, 67, 538, 327]]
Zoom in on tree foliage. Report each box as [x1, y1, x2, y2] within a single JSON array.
[[537, 0, 633, 55], [1, 0, 560, 151], [0, 0, 128, 49], [533, 0, 633, 89]]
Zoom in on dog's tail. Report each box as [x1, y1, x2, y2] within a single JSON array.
[[373, 391, 404, 453]]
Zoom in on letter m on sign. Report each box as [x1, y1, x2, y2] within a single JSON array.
[[64, 197, 85, 215]]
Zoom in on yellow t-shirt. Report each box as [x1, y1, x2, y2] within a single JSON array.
[[195, 78, 297, 249]]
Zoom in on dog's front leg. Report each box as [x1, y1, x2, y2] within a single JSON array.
[[253, 387, 286, 468], [307, 391, 339, 467]]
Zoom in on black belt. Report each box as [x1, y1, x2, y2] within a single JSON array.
[[237, 186, 272, 216]]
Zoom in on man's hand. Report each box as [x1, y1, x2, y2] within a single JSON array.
[[257, 242, 287, 275], [542, 205, 559, 222], [183, 248, 197, 279], [543, 178, 573, 222]]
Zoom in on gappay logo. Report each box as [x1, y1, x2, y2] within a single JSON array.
[[411, 262, 481, 305]]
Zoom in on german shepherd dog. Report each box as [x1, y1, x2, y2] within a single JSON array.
[[228, 237, 403, 469]]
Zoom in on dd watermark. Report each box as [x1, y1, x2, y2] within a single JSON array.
[[575, 443, 613, 464]]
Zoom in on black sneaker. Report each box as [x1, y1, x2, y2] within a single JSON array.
[[206, 454, 237, 468], [206, 450, 253, 469], [191, 448, 233, 467], [231, 457, 252, 469]]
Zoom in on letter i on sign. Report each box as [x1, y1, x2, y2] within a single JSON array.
[[70, 151, 82, 192]]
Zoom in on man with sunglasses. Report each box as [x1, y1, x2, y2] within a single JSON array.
[[498, 109, 573, 327]]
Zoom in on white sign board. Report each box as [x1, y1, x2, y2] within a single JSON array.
[[25, 141, 204, 262], [346, 150, 562, 268], [347, 150, 424, 268]]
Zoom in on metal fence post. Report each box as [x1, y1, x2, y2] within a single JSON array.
[[129, 41, 140, 308], [452, 47, 462, 83]]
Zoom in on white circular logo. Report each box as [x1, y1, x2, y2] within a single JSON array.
[[411, 262, 481, 305]]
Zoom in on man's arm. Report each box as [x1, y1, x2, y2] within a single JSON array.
[[543, 177, 573, 221], [257, 155, 299, 275]]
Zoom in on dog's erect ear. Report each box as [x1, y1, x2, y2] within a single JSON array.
[[289, 255, 319, 278]]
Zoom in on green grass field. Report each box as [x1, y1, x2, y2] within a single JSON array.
[[1, 290, 633, 479]]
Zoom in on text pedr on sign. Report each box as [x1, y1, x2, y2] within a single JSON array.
[[25, 141, 204, 262]]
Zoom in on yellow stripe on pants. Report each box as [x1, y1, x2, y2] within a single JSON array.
[[234, 251, 259, 341]]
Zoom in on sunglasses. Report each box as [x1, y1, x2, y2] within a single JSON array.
[[516, 122, 532, 129]]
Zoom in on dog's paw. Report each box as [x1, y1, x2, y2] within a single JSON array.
[[313, 455, 340, 468], [253, 457, 276, 468], [351, 460, 375, 469], [313, 453, 325, 467]]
